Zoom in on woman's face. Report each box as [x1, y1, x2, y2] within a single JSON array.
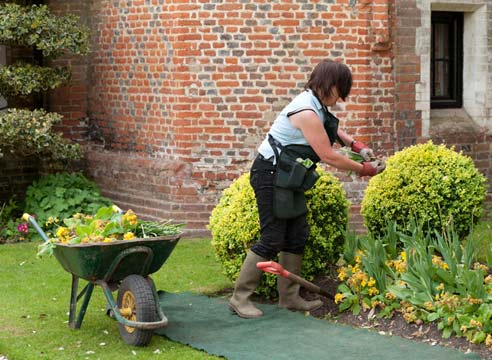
[[322, 86, 341, 107]]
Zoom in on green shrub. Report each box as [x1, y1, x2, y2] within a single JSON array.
[[0, 109, 81, 162], [0, 3, 89, 166], [0, 63, 71, 97], [209, 170, 349, 298], [361, 141, 486, 239], [0, 3, 90, 57], [24, 172, 112, 239]]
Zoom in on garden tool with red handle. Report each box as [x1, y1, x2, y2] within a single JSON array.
[[256, 261, 333, 299]]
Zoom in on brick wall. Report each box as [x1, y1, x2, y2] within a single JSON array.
[[0, 156, 39, 203], [43, 0, 491, 236], [393, 0, 423, 149], [47, 0, 393, 236], [46, 0, 90, 144]]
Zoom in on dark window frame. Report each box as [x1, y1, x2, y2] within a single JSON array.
[[431, 11, 463, 109]]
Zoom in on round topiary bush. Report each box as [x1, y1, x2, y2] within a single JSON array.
[[209, 170, 349, 298], [361, 141, 486, 239]]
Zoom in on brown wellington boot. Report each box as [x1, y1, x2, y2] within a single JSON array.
[[229, 251, 267, 319], [278, 252, 323, 312]]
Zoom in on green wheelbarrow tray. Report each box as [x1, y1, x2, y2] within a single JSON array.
[[53, 236, 179, 283]]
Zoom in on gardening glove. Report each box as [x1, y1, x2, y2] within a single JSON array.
[[351, 141, 375, 162], [359, 159, 385, 177]]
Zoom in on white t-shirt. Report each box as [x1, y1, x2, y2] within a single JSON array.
[[258, 89, 326, 161]]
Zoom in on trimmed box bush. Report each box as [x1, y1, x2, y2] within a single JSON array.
[[361, 141, 486, 239], [209, 170, 349, 298]]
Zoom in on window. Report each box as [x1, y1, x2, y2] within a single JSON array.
[[431, 12, 463, 108]]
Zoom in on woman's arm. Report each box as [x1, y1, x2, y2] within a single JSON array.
[[336, 128, 355, 147], [289, 111, 363, 173]]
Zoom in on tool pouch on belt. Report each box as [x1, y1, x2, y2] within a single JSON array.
[[268, 135, 320, 219]]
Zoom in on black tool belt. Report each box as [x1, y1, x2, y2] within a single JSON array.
[[268, 135, 320, 219]]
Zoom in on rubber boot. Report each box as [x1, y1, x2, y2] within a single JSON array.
[[278, 252, 323, 312], [229, 251, 267, 319]]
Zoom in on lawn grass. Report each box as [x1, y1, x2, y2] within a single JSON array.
[[0, 238, 232, 360], [471, 221, 492, 264], [1, 221, 491, 359]]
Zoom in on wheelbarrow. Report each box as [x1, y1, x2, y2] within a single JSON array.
[[23, 214, 181, 346]]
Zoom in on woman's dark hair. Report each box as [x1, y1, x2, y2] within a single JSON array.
[[304, 59, 352, 101]]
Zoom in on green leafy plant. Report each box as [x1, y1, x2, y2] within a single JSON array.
[[209, 170, 349, 298], [361, 141, 486, 239], [335, 220, 492, 346], [0, 3, 90, 57], [0, 3, 90, 167], [24, 172, 112, 239], [36, 205, 183, 257], [0, 197, 25, 243], [0, 63, 71, 97], [0, 108, 81, 160]]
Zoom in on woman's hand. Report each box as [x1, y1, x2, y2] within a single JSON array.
[[359, 159, 386, 176], [351, 141, 375, 162]]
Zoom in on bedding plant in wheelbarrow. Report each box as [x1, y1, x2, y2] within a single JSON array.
[[24, 205, 183, 346]]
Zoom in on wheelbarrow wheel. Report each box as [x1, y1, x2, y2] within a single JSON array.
[[117, 275, 157, 346]]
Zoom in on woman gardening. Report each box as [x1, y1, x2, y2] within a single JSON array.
[[229, 59, 385, 319]]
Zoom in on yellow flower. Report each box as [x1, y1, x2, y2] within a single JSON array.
[[123, 209, 138, 225], [368, 277, 376, 287], [123, 232, 135, 240], [473, 262, 489, 273], [337, 267, 347, 281], [56, 227, 68, 238], [368, 287, 379, 296], [334, 293, 345, 304], [484, 275, 492, 285], [112, 205, 122, 213], [400, 251, 406, 261], [423, 301, 434, 311], [394, 260, 406, 273], [485, 334, 492, 346], [385, 292, 396, 301], [436, 283, 445, 291], [45, 216, 59, 227], [469, 319, 482, 329], [432, 255, 448, 270], [103, 237, 113, 243]]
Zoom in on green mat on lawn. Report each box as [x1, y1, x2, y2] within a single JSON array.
[[155, 292, 479, 360]]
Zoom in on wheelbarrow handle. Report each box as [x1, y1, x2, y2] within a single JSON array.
[[257, 260, 333, 299], [22, 213, 49, 242]]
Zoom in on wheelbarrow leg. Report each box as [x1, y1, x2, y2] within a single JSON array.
[[69, 274, 94, 329]]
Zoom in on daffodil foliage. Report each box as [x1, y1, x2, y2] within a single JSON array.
[[336, 221, 492, 346]]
